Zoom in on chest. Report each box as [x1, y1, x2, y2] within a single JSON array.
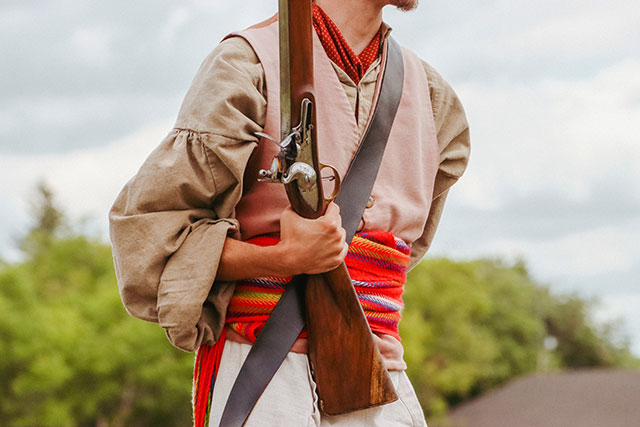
[[232, 20, 439, 244]]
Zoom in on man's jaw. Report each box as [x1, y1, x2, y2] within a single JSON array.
[[387, 0, 419, 12]]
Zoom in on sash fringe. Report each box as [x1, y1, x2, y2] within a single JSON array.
[[193, 328, 226, 427]]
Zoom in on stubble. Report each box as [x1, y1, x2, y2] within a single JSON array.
[[389, 0, 419, 12]]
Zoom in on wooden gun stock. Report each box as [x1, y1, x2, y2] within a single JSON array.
[[305, 263, 398, 415], [278, 0, 397, 415]]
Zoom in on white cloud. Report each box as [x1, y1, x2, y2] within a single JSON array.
[[0, 120, 172, 258], [478, 224, 639, 279], [70, 26, 117, 65], [44, 121, 171, 222], [384, 0, 640, 85], [0, 93, 181, 155], [161, 7, 192, 46], [508, 2, 640, 57], [0, 8, 29, 30], [9, 96, 115, 130], [453, 59, 640, 211]]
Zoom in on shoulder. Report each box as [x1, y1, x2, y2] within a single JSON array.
[[394, 42, 468, 142], [408, 53, 470, 180], [175, 36, 266, 137], [418, 60, 468, 140], [183, 36, 264, 104], [415, 61, 470, 174]]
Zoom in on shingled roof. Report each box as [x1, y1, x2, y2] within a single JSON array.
[[443, 369, 640, 427]]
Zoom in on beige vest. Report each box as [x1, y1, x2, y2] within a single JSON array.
[[233, 18, 439, 245]]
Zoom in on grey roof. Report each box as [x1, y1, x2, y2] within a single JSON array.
[[443, 370, 640, 427]]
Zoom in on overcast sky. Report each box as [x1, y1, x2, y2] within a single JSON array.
[[1, 0, 638, 353]]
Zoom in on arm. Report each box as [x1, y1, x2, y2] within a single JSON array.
[[109, 37, 347, 351], [408, 62, 471, 269], [217, 204, 347, 281], [110, 37, 266, 351]]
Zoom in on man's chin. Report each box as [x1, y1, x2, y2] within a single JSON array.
[[390, 0, 419, 12]]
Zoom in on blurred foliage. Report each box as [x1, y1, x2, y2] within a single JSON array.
[[0, 185, 194, 427], [0, 185, 636, 425], [401, 258, 637, 419]]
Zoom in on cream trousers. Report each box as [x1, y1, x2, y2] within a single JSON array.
[[208, 340, 428, 427]]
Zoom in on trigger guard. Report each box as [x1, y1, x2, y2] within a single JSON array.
[[319, 163, 341, 203]]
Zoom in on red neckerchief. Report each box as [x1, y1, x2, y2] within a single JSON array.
[[312, 4, 381, 84]]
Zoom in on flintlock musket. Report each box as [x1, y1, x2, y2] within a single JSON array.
[[256, 0, 397, 415]]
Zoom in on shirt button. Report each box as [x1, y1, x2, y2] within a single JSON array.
[[366, 196, 375, 209]]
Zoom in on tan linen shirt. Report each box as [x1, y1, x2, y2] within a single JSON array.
[[109, 36, 470, 352]]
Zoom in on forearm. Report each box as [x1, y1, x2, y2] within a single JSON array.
[[217, 237, 294, 281], [217, 204, 348, 281]]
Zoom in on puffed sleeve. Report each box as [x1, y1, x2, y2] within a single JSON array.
[[408, 62, 471, 269], [109, 36, 266, 351]]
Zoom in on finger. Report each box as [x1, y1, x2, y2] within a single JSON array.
[[326, 206, 343, 227], [280, 206, 295, 221], [339, 242, 349, 261], [325, 202, 339, 216]]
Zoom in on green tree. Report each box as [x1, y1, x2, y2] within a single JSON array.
[[1, 186, 635, 424], [400, 258, 546, 415], [401, 257, 636, 418], [18, 182, 65, 257], [546, 295, 635, 368], [0, 186, 194, 426]]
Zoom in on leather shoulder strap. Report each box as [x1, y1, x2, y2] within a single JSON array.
[[218, 36, 404, 427], [335, 37, 404, 244]]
